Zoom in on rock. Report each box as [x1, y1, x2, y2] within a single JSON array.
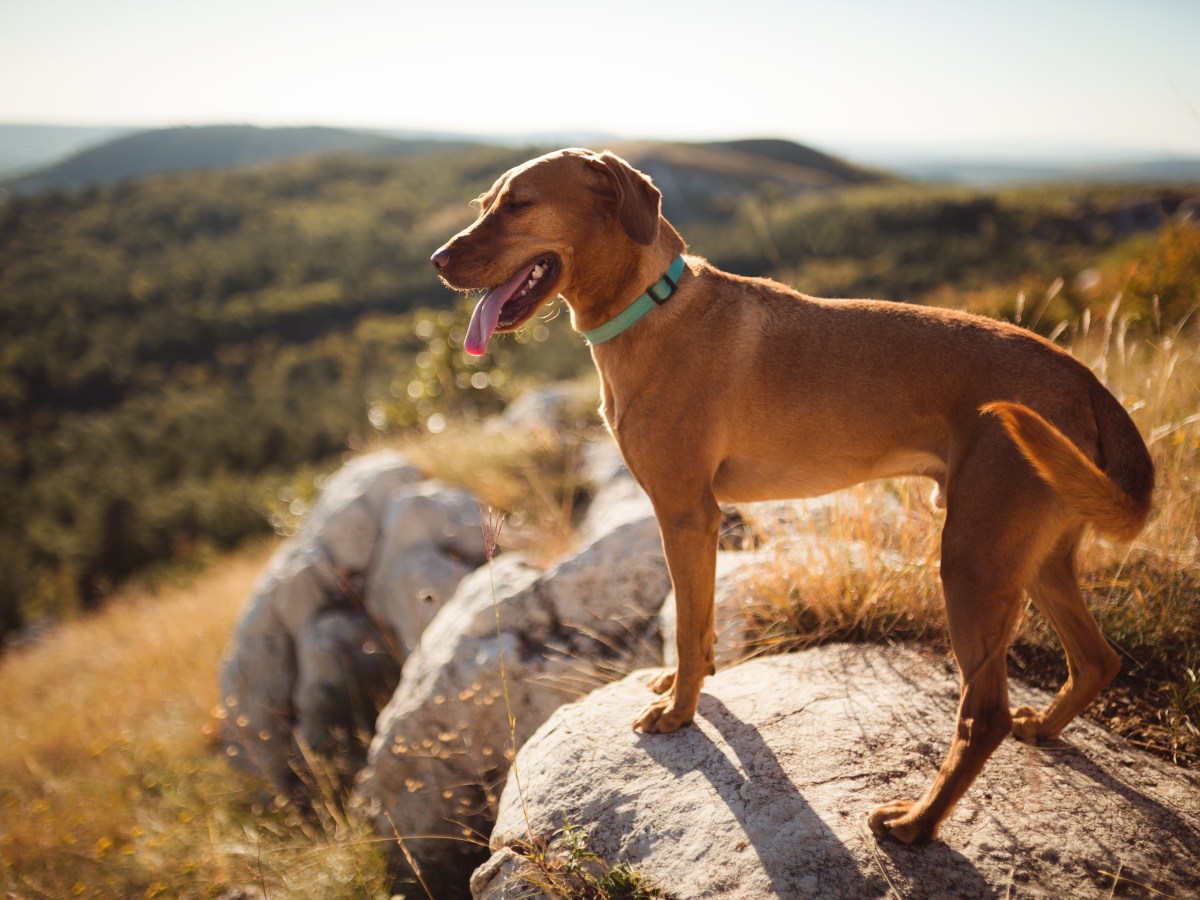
[[219, 452, 485, 792], [576, 440, 654, 543], [300, 451, 425, 572], [365, 482, 488, 658], [477, 645, 1200, 899], [293, 610, 399, 762], [494, 382, 589, 433], [354, 515, 673, 880]]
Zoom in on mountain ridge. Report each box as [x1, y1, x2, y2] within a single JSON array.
[[5, 123, 1198, 194], [2, 124, 474, 194], [1, 124, 883, 200]]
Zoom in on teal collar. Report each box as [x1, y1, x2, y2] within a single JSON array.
[[581, 255, 686, 346]]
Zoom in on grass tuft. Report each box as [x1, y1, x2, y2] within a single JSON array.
[[512, 817, 673, 900]]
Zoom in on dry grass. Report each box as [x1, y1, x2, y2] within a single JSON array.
[[740, 482, 947, 655], [1025, 307, 1200, 763], [0, 541, 392, 899], [397, 378, 603, 568], [740, 307, 1200, 765]]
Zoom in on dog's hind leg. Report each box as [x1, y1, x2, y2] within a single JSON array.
[[1011, 529, 1121, 742], [869, 578, 1021, 844], [870, 432, 1053, 844]]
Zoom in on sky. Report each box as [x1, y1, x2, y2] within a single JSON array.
[[2, 0, 1199, 159]]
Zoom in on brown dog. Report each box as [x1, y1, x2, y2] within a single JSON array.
[[431, 149, 1154, 844]]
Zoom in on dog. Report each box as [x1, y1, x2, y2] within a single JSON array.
[[430, 149, 1154, 844]]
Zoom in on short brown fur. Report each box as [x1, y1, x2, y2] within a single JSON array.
[[432, 149, 1154, 844]]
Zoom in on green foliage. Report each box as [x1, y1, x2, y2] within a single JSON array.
[[518, 817, 673, 900], [0, 145, 552, 631], [689, 183, 1199, 312]]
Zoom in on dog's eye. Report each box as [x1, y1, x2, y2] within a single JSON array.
[[505, 198, 532, 213]]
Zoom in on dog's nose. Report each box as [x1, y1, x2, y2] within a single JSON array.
[[430, 246, 452, 270]]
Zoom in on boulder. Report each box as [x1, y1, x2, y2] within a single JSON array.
[[477, 645, 1200, 899], [493, 381, 590, 433], [576, 440, 654, 543], [219, 452, 486, 791], [353, 514, 672, 880], [365, 482, 488, 658]]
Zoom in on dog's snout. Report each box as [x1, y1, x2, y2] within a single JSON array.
[[430, 246, 453, 270]]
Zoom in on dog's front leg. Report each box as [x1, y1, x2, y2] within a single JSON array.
[[634, 491, 720, 734]]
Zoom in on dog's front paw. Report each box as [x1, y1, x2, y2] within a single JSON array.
[[632, 696, 693, 734], [868, 801, 937, 845], [1010, 705, 1060, 743], [645, 668, 675, 695]]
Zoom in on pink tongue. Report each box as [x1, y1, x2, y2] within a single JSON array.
[[464, 263, 537, 356]]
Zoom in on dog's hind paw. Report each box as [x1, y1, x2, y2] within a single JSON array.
[[868, 801, 937, 845], [632, 696, 693, 734], [645, 668, 675, 694], [1010, 705, 1061, 743]]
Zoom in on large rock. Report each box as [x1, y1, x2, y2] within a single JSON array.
[[219, 452, 486, 791], [354, 514, 672, 880], [477, 645, 1200, 899]]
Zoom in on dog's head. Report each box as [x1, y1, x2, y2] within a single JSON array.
[[431, 148, 664, 355]]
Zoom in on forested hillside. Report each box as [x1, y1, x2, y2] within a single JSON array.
[[2, 136, 1197, 637]]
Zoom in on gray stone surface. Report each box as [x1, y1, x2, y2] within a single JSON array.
[[478, 646, 1200, 899], [219, 452, 485, 791], [354, 515, 672, 876], [577, 440, 655, 544]]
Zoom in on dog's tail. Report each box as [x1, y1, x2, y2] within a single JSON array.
[[983, 395, 1154, 542]]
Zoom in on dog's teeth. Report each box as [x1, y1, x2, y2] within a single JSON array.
[[532, 264, 545, 279]]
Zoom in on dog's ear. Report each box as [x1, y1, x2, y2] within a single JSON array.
[[586, 151, 661, 246]]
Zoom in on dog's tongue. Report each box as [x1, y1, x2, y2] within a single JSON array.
[[464, 263, 536, 356]]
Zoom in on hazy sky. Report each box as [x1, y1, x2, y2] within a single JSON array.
[[3, 0, 1199, 156]]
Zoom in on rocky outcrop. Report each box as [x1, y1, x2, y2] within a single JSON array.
[[352, 513, 672, 879], [218, 451, 487, 791], [218, 416, 676, 885], [476, 646, 1200, 899]]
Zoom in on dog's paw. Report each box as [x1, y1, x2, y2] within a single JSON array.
[[868, 801, 936, 845], [645, 668, 675, 695], [632, 696, 692, 734], [1010, 705, 1060, 743]]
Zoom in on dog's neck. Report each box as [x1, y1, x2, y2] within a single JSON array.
[[578, 254, 686, 346], [561, 223, 686, 337], [564, 226, 690, 434]]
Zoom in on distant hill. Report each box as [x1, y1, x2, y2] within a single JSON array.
[[3, 125, 470, 194], [0, 124, 137, 179], [607, 138, 891, 223]]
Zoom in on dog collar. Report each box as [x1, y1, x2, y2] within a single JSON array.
[[581, 255, 686, 346]]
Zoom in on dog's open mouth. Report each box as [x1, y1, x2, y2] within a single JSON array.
[[464, 255, 560, 356]]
